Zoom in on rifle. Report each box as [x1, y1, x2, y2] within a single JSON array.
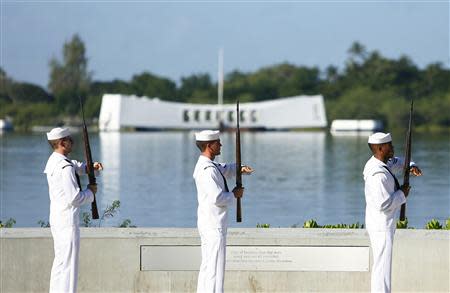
[[79, 97, 99, 219], [236, 100, 242, 222], [399, 99, 414, 221]]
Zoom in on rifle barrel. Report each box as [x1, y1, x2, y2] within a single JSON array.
[[400, 99, 413, 221], [79, 97, 99, 219], [236, 100, 242, 222]]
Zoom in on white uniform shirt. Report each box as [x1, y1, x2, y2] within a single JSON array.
[[363, 156, 408, 231], [193, 155, 236, 230], [44, 152, 94, 228]]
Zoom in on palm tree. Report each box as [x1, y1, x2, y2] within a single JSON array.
[[325, 65, 339, 82], [348, 41, 368, 64]]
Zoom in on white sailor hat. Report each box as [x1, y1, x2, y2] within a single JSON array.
[[46, 127, 71, 140], [195, 130, 220, 141], [368, 132, 392, 144]]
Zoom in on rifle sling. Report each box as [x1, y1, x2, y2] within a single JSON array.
[[208, 163, 229, 192], [383, 166, 400, 191], [64, 159, 82, 189]]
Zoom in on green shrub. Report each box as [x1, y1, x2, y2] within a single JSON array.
[[119, 219, 136, 228], [397, 218, 408, 229], [445, 218, 450, 230], [0, 218, 16, 228], [303, 219, 319, 228], [37, 220, 50, 228], [425, 219, 443, 230], [80, 200, 136, 228]]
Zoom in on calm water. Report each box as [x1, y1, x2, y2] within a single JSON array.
[[0, 131, 448, 228]]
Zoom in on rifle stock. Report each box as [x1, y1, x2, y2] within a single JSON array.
[[400, 99, 413, 221], [236, 100, 242, 222], [79, 97, 99, 219]]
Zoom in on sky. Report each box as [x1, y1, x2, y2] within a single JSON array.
[[1, 1, 449, 89]]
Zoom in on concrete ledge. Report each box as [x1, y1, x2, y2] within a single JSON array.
[[1, 228, 449, 292]]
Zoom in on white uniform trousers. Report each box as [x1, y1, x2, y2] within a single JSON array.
[[368, 230, 395, 293], [197, 228, 227, 293], [49, 226, 80, 293]]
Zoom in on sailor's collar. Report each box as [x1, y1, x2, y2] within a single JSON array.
[[43, 152, 70, 174]]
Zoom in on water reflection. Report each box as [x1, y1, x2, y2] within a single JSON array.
[[237, 132, 326, 227], [99, 132, 121, 208], [1, 131, 448, 228], [94, 131, 326, 227]]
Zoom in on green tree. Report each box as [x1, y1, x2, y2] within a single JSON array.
[[130, 72, 178, 101], [2, 39, 449, 131], [7, 82, 52, 104], [0, 67, 12, 104], [86, 80, 135, 119], [48, 34, 91, 114], [325, 65, 339, 83], [415, 93, 450, 129], [227, 63, 320, 102], [3, 102, 58, 129], [179, 74, 215, 103], [320, 65, 343, 101], [83, 95, 103, 119], [326, 86, 403, 127], [224, 70, 256, 103], [419, 62, 450, 97], [347, 41, 368, 65], [344, 42, 369, 85], [90, 80, 134, 96], [357, 53, 420, 95]]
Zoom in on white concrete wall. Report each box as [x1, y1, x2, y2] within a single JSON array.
[[1, 228, 448, 293]]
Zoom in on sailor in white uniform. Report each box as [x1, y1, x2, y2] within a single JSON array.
[[363, 132, 422, 293], [44, 127, 103, 293], [193, 130, 253, 293]]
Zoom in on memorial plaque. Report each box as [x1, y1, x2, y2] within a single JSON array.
[[225, 246, 369, 271], [141, 246, 200, 271], [141, 246, 369, 272]]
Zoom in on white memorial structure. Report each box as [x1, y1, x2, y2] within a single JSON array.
[[98, 94, 327, 131]]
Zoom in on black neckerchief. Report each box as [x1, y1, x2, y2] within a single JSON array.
[[212, 162, 229, 192], [64, 159, 82, 189], [383, 166, 400, 191]]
